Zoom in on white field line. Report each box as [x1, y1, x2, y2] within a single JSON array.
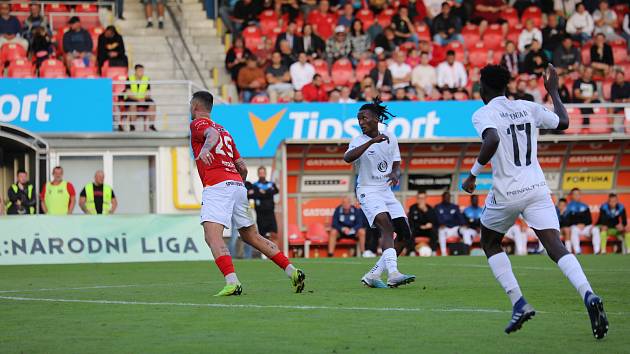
[[424, 262, 630, 273]]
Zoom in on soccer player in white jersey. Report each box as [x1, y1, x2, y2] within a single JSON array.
[[344, 98, 416, 288], [462, 65, 608, 339]]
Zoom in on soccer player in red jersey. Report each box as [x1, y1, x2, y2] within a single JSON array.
[[189, 91, 305, 296]]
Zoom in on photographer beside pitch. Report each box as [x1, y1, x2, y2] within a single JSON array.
[[462, 64, 608, 339]]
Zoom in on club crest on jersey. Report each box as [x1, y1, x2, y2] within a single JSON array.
[[377, 161, 388, 172]]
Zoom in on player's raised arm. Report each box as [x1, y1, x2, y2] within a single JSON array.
[[195, 126, 220, 165], [343, 134, 389, 163], [543, 64, 569, 130]]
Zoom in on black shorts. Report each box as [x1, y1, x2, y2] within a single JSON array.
[[125, 97, 154, 110], [256, 213, 277, 237]]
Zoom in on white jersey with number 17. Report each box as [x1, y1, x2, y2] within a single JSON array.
[[472, 96, 559, 204]]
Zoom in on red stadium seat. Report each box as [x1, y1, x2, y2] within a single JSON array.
[[277, 96, 292, 103], [55, 27, 70, 54], [376, 10, 393, 28], [313, 16, 336, 40], [71, 66, 98, 78], [7, 59, 34, 78], [521, 6, 542, 27], [251, 95, 271, 103], [242, 26, 263, 51], [491, 47, 504, 64], [415, 24, 431, 42], [611, 42, 628, 64], [288, 224, 305, 245], [461, 24, 481, 50], [103, 66, 128, 79], [49, 15, 71, 31], [260, 17, 279, 38], [78, 14, 101, 30], [501, 7, 519, 28], [306, 223, 328, 246], [259, 9, 278, 21], [39, 58, 67, 78], [11, 2, 30, 12], [483, 24, 504, 49], [613, 4, 629, 28], [468, 42, 488, 68], [45, 3, 68, 12], [355, 8, 374, 30], [89, 27, 104, 53], [581, 43, 592, 65], [75, 3, 98, 13], [355, 58, 375, 81], [0, 43, 27, 63], [331, 58, 354, 86], [506, 24, 522, 45], [312, 58, 330, 81], [589, 108, 611, 134], [602, 78, 613, 100], [445, 41, 465, 63]]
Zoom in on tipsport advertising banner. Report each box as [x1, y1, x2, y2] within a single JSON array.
[[212, 101, 483, 157], [0, 79, 112, 132], [0, 215, 208, 265]]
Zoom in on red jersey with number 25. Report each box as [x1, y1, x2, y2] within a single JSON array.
[[190, 118, 242, 187]]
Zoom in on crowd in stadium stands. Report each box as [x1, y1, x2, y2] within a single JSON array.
[[1, 167, 117, 215], [222, 0, 630, 110], [324, 188, 628, 257]]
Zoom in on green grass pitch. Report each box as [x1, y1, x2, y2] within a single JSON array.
[[1, 256, 629, 353]]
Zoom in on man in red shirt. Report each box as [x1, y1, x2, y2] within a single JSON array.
[[190, 91, 305, 296], [301, 74, 328, 102]]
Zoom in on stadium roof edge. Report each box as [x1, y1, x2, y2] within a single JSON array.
[[41, 132, 189, 149]]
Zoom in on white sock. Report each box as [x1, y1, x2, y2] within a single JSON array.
[[285, 264, 296, 278], [557, 254, 593, 299], [225, 272, 239, 285], [158, 16, 164, 21], [488, 252, 523, 306], [368, 256, 386, 278], [147, 18, 153, 23], [382, 248, 399, 275]]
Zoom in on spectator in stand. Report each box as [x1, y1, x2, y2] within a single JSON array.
[[435, 191, 464, 256], [623, 14, 630, 53], [518, 19, 543, 53], [505, 220, 537, 255], [567, 188, 601, 254], [301, 24, 326, 58], [280, 0, 300, 22], [307, 0, 337, 35], [266, 51, 294, 102], [412, 51, 437, 97], [225, 38, 252, 81], [573, 66, 599, 122], [557, 198, 572, 250], [218, 0, 239, 35], [389, 50, 412, 90], [544, 72, 571, 104], [144, 0, 166, 29], [97, 26, 128, 71], [327, 196, 367, 257], [292, 90, 305, 102], [290, 52, 315, 90], [369, 59, 393, 91], [63, 17, 94, 69], [425, 0, 444, 21], [501, 41, 520, 78], [0, 3, 28, 50], [610, 69, 629, 132], [393, 88, 410, 101], [436, 50, 467, 93], [230, 0, 261, 34], [367, 18, 384, 43], [124, 64, 157, 131], [350, 76, 374, 100], [275, 21, 303, 54], [349, 20, 370, 63], [432, 1, 463, 46], [553, 35, 581, 74], [406, 48, 422, 67], [542, 14, 565, 57], [41, 166, 76, 215], [328, 89, 341, 102], [237, 56, 267, 102], [461, 195, 482, 249], [589, 33, 614, 76], [566, 2, 594, 43], [79, 170, 118, 215], [338, 3, 355, 28], [511, 79, 535, 101], [29, 26, 53, 68], [278, 39, 298, 67], [374, 27, 398, 57], [512, 0, 551, 17], [554, 0, 578, 18], [522, 39, 547, 76], [326, 25, 352, 65], [598, 193, 629, 255], [592, 0, 621, 41], [470, 67, 482, 99], [300, 0, 318, 19], [408, 191, 438, 254], [526, 76, 543, 103], [22, 4, 50, 42], [339, 86, 356, 103], [391, 6, 419, 45], [6, 169, 36, 215], [256, 38, 275, 68], [301, 73, 328, 101], [472, 0, 508, 35]]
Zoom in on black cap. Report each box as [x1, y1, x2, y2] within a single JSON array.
[[69, 16, 81, 24]]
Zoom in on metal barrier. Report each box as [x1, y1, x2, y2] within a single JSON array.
[[8, 1, 115, 29], [561, 103, 630, 135]]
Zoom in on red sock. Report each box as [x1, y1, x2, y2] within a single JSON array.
[[215, 255, 235, 276], [270, 252, 291, 270]]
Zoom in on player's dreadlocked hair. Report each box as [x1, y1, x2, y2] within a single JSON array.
[[359, 97, 396, 124], [480, 65, 511, 93]]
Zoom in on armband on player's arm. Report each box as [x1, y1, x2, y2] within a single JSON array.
[[470, 161, 484, 177]]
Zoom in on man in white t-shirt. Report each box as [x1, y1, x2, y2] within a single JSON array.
[[344, 99, 415, 289], [290, 52, 315, 90], [436, 50, 467, 92], [462, 64, 608, 339], [411, 52, 437, 96], [388, 51, 412, 90]]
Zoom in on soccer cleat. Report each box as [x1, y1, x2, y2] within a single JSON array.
[[291, 269, 306, 293], [213, 283, 242, 297], [505, 297, 536, 334], [387, 273, 416, 288], [361, 275, 388, 288], [584, 291, 609, 340]]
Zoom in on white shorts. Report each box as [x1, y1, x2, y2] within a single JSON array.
[[200, 181, 255, 229], [481, 192, 559, 234], [356, 186, 406, 227]]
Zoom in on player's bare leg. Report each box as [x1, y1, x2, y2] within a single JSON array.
[[392, 217, 413, 256], [356, 228, 366, 255], [239, 224, 305, 293], [480, 224, 535, 334], [535, 228, 609, 339], [203, 221, 242, 296], [362, 212, 415, 288]]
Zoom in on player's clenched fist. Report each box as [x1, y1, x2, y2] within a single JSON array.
[[462, 175, 476, 194]]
